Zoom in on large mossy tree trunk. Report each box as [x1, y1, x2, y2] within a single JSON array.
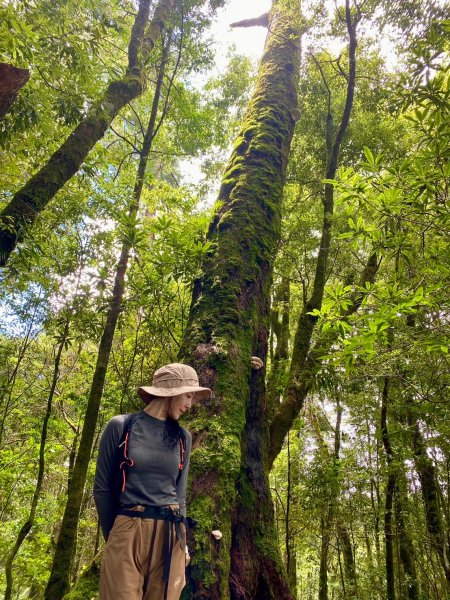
[[43, 39, 172, 600], [179, 3, 301, 598], [0, 0, 174, 267]]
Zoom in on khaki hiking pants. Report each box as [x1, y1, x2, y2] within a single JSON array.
[[99, 515, 186, 600]]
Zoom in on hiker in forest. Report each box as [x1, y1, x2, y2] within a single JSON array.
[[94, 362, 211, 600]]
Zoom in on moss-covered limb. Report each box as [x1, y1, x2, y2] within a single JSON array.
[[0, 0, 175, 267], [230, 14, 269, 28], [179, 3, 301, 598]]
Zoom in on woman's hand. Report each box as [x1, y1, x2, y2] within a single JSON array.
[[185, 546, 191, 567]]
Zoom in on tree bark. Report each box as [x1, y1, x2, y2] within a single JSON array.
[[179, 3, 301, 598], [308, 397, 344, 600], [337, 523, 358, 598], [381, 377, 396, 600], [406, 398, 450, 588], [285, 432, 297, 594], [0, 0, 174, 266], [0, 63, 30, 119], [43, 37, 172, 600], [394, 487, 419, 600]]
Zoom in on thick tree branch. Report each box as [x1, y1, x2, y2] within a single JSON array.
[[0, 0, 175, 267], [230, 13, 269, 29]]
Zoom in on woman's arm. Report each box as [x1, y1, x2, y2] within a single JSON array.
[[175, 429, 192, 517], [93, 415, 124, 540]]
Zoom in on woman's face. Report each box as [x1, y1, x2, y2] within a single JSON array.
[[168, 392, 195, 420]]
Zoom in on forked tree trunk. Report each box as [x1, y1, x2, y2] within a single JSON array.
[[268, 0, 361, 468], [43, 38, 172, 600], [179, 3, 302, 598], [0, 0, 174, 266]]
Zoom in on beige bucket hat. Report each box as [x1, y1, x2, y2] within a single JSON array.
[[137, 363, 211, 404]]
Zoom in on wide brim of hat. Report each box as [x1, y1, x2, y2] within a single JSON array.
[[137, 385, 211, 405]]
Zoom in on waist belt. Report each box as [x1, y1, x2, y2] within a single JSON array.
[[117, 505, 197, 587]]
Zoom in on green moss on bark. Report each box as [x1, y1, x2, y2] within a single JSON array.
[[179, 3, 301, 598]]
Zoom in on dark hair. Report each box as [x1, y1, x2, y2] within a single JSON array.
[[163, 416, 187, 450]]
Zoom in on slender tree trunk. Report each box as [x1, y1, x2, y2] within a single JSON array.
[[285, 431, 297, 595], [394, 489, 419, 600], [268, 0, 363, 467], [381, 376, 396, 600], [319, 516, 332, 600], [406, 398, 450, 588], [43, 38, 172, 600], [0, 306, 41, 446], [267, 277, 290, 417], [179, 3, 301, 598], [4, 318, 69, 600], [313, 398, 343, 600], [0, 0, 175, 266], [337, 523, 357, 598]]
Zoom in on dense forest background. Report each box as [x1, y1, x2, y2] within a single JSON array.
[[0, 0, 449, 599]]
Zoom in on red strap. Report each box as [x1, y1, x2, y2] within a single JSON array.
[[179, 438, 185, 471], [120, 432, 134, 493]]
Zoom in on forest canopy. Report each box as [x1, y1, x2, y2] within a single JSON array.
[[0, 0, 449, 599]]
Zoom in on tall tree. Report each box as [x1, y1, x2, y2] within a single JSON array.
[[179, 2, 302, 597]]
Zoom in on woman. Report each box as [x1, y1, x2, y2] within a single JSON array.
[[94, 362, 211, 600]]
